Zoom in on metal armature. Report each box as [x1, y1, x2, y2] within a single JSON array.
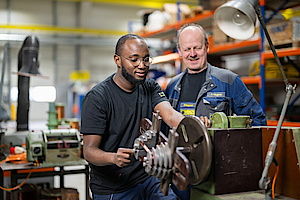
[[133, 111, 213, 195]]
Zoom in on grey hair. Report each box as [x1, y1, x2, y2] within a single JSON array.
[[176, 23, 208, 49]]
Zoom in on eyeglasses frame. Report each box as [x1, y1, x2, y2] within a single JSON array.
[[116, 54, 153, 67]]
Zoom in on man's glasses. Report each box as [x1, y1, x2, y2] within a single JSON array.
[[117, 55, 153, 67]]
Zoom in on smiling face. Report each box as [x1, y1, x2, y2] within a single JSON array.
[[177, 26, 209, 74], [114, 38, 150, 90]]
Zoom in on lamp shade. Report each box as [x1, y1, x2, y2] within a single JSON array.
[[214, 0, 257, 40], [17, 35, 41, 76]]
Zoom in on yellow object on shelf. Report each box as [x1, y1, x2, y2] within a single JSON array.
[[249, 59, 300, 79], [10, 103, 16, 121], [281, 8, 300, 20]]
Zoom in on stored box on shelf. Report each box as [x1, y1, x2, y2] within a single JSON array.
[[163, 3, 192, 24], [266, 18, 300, 48], [198, 0, 228, 11], [249, 59, 300, 78]]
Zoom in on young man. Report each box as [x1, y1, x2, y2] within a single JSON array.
[[80, 34, 185, 200], [165, 23, 267, 200]]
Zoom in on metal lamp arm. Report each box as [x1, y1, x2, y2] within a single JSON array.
[[254, 2, 297, 193], [259, 84, 294, 190], [254, 5, 289, 87]]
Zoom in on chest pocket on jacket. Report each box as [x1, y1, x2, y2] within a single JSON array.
[[202, 97, 231, 117], [233, 90, 252, 108]]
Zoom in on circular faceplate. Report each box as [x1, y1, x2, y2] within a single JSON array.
[[176, 115, 213, 185]]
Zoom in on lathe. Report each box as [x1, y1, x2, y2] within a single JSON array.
[[26, 128, 83, 165]]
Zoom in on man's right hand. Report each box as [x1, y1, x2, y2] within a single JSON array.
[[114, 148, 134, 167]]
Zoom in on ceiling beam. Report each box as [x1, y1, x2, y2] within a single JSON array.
[[52, 0, 199, 9]]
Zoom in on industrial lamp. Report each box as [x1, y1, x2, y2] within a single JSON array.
[[214, 0, 257, 40], [214, 0, 296, 199]]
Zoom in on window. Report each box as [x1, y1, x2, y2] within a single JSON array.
[[11, 86, 56, 102]]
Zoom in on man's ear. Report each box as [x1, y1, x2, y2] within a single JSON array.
[[206, 41, 210, 53], [114, 54, 121, 68], [177, 47, 182, 57]]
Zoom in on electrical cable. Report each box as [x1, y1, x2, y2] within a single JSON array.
[[0, 152, 32, 191], [0, 171, 32, 191], [271, 158, 279, 199], [0, 152, 27, 164]]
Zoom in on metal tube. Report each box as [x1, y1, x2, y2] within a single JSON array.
[[255, 2, 297, 192]]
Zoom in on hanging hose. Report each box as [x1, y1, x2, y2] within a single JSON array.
[[272, 158, 279, 199]]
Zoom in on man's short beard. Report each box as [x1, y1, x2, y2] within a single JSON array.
[[121, 65, 145, 85]]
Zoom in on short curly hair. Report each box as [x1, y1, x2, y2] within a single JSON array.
[[115, 34, 145, 55]]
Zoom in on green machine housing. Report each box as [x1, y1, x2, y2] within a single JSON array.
[[26, 128, 82, 165]]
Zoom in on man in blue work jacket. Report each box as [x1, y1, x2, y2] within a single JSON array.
[[165, 23, 266, 126]]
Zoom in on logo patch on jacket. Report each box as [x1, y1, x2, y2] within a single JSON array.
[[207, 92, 225, 97], [179, 102, 195, 116]]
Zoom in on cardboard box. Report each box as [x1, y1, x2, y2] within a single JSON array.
[[266, 18, 300, 47], [198, 0, 228, 11], [163, 3, 192, 24]]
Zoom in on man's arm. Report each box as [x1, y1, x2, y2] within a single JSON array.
[[155, 101, 210, 129], [83, 134, 134, 167], [232, 77, 267, 126], [154, 101, 184, 129]]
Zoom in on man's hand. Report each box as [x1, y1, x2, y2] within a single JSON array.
[[199, 116, 211, 128], [113, 148, 134, 167]]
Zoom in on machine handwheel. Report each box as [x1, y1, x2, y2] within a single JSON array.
[[176, 115, 213, 185]]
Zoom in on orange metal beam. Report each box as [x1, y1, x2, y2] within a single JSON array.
[[139, 24, 177, 38], [267, 120, 300, 127], [262, 48, 300, 59], [139, 11, 214, 38], [17, 167, 55, 174], [241, 76, 261, 86], [210, 39, 260, 53], [259, 0, 266, 6]]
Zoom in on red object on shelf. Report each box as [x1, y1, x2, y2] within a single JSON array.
[[267, 120, 300, 127]]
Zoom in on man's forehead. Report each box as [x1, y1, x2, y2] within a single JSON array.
[[124, 38, 144, 45], [123, 39, 149, 55], [179, 29, 205, 44]]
